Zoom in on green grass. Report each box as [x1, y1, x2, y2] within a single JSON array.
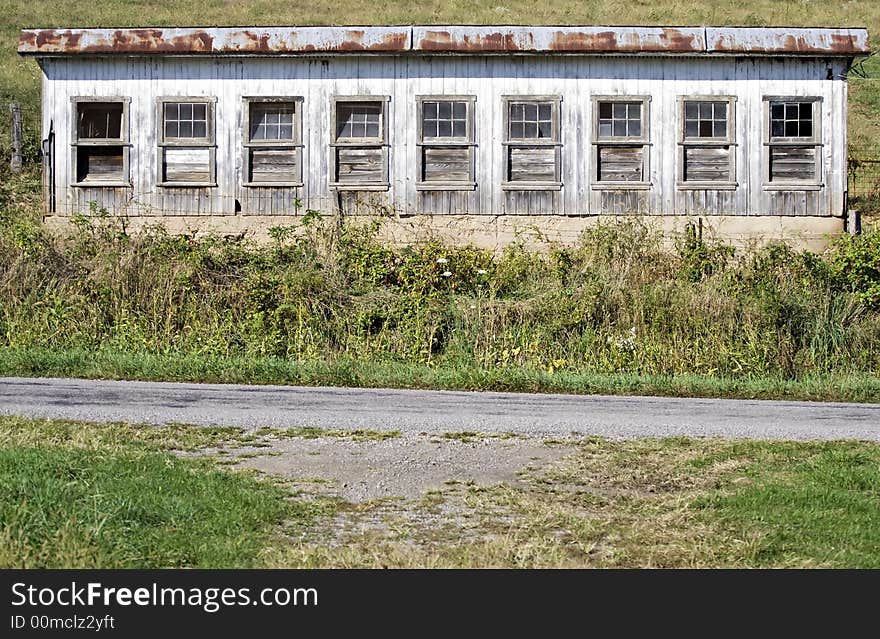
[[2, 346, 879, 403], [275, 436, 880, 568], [2, 1, 880, 160], [693, 441, 880, 567], [2, 415, 879, 568], [0, 416, 327, 568]]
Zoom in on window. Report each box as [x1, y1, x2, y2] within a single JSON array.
[[592, 96, 650, 188], [330, 97, 389, 190], [158, 98, 216, 186], [678, 97, 736, 188], [71, 97, 130, 186], [417, 96, 476, 190], [242, 98, 303, 186], [502, 96, 561, 190], [764, 97, 822, 187]]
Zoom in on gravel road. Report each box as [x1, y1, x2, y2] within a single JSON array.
[[1, 376, 878, 441]]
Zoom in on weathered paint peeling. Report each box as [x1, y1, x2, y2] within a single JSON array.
[[18, 25, 871, 57]]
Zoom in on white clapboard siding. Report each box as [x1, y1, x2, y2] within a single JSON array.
[[40, 54, 850, 218]]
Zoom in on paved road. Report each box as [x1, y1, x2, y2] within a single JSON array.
[[0, 376, 878, 441]]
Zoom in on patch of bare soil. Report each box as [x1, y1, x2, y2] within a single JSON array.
[[229, 433, 572, 502]]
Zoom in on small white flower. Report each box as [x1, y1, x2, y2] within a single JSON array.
[[442, 271, 452, 277], [436, 257, 448, 264], [476, 269, 488, 275]]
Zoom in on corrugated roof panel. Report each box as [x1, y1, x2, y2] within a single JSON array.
[[412, 26, 706, 53], [17, 25, 871, 57], [17, 26, 412, 55], [706, 27, 870, 55]]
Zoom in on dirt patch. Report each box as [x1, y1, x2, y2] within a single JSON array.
[[230, 432, 572, 502]]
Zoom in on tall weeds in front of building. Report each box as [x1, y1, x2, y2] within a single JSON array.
[[1, 186, 878, 386]]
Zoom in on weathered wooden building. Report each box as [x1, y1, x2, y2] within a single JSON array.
[[18, 25, 870, 247]]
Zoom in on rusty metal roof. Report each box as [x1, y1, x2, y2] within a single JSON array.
[[18, 26, 871, 57]]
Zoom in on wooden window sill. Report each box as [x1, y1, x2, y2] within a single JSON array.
[[416, 182, 476, 191], [329, 183, 390, 192], [501, 182, 562, 191], [242, 182, 303, 188], [72, 181, 131, 188], [677, 182, 738, 191], [158, 182, 218, 188], [763, 183, 824, 191], [591, 183, 651, 191]]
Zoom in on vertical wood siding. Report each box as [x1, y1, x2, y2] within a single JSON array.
[[41, 55, 849, 219]]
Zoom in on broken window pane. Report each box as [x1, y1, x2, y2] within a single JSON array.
[[77, 102, 123, 140]]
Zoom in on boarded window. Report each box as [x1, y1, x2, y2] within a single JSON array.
[[682, 146, 730, 182], [243, 99, 302, 186], [331, 98, 389, 189], [594, 98, 649, 186], [162, 148, 211, 183], [769, 146, 817, 182], [159, 99, 215, 186], [72, 99, 128, 185], [597, 146, 644, 182], [766, 98, 820, 185], [418, 97, 475, 189], [679, 98, 735, 186], [503, 97, 560, 188]]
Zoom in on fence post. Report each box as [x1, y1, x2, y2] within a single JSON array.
[[847, 209, 861, 236], [10, 102, 23, 173]]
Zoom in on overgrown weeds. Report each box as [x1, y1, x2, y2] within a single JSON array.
[[1, 183, 878, 386]]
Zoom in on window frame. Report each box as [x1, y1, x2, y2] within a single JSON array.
[[591, 95, 651, 190], [241, 96, 304, 188], [676, 95, 737, 191], [329, 95, 390, 191], [501, 95, 562, 191], [416, 95, 477, 191], [70, 96, 131, 188], [763, 95, 823, 190], [156, 96, 217, 188]]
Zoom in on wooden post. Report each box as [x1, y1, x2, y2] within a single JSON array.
[[10, 102, 23, 173], [847, 209, 861, 236]]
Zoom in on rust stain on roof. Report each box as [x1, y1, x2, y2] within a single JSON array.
[[546, 28, 699, 53], [17, 26, 871, 57], [17, 27, 411, 55], [705, 27, 870, 55], [418, 30, 525, 52]]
